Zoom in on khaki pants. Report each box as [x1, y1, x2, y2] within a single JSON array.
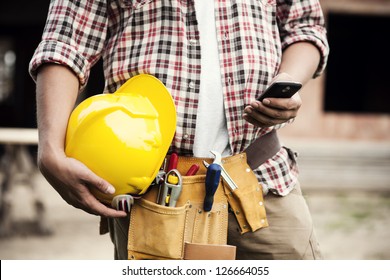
[[108, 182, 322, 260], [228, 182, 322, 259]]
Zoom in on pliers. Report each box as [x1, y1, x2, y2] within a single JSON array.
[[159, 169, 183, 207]]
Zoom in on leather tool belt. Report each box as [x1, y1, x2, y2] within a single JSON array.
[[127, 130, 281, 260]]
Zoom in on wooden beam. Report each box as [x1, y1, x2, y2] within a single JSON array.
[[0, 128, 38, 145]]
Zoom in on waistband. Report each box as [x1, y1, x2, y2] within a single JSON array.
[[166, 153, 245, 177], [167, 129, 281, 175]]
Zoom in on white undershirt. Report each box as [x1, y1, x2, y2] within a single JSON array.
[[193, 0, 231, 158]]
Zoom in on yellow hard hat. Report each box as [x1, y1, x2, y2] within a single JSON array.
[[65, 74, 176, 204]]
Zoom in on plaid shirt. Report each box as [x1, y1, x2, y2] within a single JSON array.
[[29, 0, 329, 196]]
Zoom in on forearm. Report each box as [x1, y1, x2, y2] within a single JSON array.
[[35, 64, 124, 217], [277, 42, 322, 85], [36, 64, 79, 162]]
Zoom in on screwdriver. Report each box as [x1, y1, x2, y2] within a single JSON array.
[[203, 163, 221, 212], [185, 164, 200, 176]]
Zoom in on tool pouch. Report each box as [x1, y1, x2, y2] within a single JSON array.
[[127, 153, 267, 259], [127, 173, 232, 260], [222, 153, 269, 234], [127, 199, 190, 260]]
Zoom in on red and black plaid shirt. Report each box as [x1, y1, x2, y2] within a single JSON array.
[[29, 0, 329, 195]]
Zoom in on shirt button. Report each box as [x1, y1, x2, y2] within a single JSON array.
[[188, 81, 195, 89], [183, 134, 189, 140], [224, 31, 229, 40], [189, 39, 198, 45]]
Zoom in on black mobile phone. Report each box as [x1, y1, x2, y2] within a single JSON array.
[[257, 81, 302, 101]]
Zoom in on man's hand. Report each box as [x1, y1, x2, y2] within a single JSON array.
[[38, 148, 127, 218], [243, 73, 302, 127], [243, 94, 302, 128]]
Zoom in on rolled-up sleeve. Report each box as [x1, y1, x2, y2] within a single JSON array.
[[277, 0, 329, 77], [29, 0, 108, 88]]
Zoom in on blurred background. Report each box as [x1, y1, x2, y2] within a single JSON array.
[[0, 0, 389, 260]]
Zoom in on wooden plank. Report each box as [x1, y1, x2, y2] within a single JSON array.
[[0, 128, 38, 145]]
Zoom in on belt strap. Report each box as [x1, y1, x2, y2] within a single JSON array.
[[163, 130, 280, 176], [245, 129, 281, 169]]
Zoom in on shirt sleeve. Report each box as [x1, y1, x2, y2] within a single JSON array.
[[276, 0, 330, 78], [28, 0, 108, 88]]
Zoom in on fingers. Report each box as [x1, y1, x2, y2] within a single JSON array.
[[69, 159, 128, 217], [243, 95, 301, 127], [82, 194, 128, 218], [77, 162, 115, 196], [40, 154, 127, 218], [68, 183, 127, 218], [243, 106, 288, 127]]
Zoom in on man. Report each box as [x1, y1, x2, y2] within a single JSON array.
[[29, 0, 329, 259]]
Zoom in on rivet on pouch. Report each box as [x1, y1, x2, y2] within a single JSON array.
[[243, 225, 247, 229], [259, 201, 263, 206], [261, 219, 265, 224], [198, 210, 202, 214], [246, 168, 251, 172], [208, 213, 211, 217], [235, 210, 240, 215]]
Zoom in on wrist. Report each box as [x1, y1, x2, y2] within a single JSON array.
[[273, 72, 294, 82], [37, 140, 66, 171]]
